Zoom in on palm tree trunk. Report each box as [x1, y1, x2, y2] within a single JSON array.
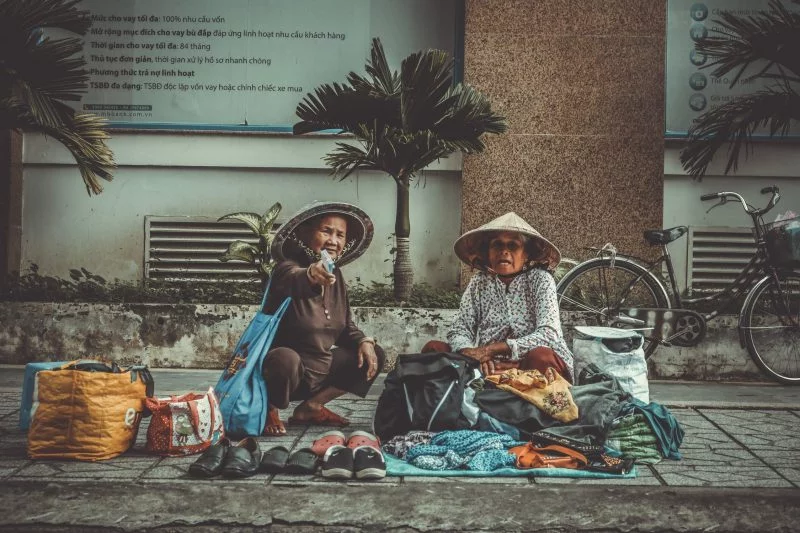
[[393, 177, 413, 301]]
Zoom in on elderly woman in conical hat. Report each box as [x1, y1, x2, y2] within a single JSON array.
[[421, 212, 574, 380], [260, 201, 385, 435]]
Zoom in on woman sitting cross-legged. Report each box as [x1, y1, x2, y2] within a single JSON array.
[[422, 212, 574, 381], [261, 202, 385, 435]]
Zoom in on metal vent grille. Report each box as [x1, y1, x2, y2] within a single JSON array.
[[687, 226, 756, 294], [145, 216, 273, 283]]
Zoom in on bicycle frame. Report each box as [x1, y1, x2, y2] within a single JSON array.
[[611, 249, 769, 322], [597, 206, 783, 323]]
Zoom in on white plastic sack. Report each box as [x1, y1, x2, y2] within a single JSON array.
[[572, 326, 649, 403]]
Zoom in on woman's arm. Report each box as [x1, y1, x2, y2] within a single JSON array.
[[270, 260, 324, 300], [335, 277, 366, 349], [446, 275, 481, 353], [506, 271, 565, 358]]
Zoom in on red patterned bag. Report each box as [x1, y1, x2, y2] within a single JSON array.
[[145, 387, 224, 456]]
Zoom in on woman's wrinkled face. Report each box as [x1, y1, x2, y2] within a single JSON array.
[[487, 231, 528, 275], [307, 215, 348, 260]]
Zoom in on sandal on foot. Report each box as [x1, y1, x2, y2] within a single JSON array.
[[288, 406, 350, 427], [283, 447, 319, 475], [311, 430, 346, 457], [260, 445, 290, 474], [221, 437, 261, 478]]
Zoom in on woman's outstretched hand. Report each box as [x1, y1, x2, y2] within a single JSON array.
[[307, 260, 336, 286]]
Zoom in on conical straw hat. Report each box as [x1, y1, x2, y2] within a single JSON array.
[[271, 201, 374, 267], [454, 212, 561, 272]]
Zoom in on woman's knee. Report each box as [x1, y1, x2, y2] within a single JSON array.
[[421, 340, 451, 353], [519, 346, 568, 377], [263, 347, 302, 378]]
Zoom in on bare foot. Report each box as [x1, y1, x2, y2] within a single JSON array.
[[263, 406, 286, 436]]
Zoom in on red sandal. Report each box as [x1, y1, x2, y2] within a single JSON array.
[[311, 430, 346, 457], [288, 406, 350, 427]]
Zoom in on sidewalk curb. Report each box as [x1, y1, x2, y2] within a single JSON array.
[[0, 481, 797, 532]]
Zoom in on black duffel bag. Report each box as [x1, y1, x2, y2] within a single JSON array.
[[372, 352, 479, 441]]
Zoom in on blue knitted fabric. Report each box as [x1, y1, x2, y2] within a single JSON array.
[[405, 430, 525, 471]]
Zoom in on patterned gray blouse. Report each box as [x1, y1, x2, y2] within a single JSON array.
[[446, 268, 574, 378]]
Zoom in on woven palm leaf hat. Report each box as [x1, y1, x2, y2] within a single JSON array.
[[454, 212, 561, 273], [271, 201, 374, 267]]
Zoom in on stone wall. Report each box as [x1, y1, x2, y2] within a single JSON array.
[[461, 0, 666, 269], [0, 302, 770, 381]]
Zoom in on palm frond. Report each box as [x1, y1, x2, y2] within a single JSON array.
[[0, 0, 90, 36], [357, 37, 401, 96], [695, 0, 800, 85], [400, 48, 454, 131], [294, 37, 506, 183], [680, 87, 800, 178], [3, 100, 114, 193], [325, 138, 379, 180], [293, 81, 400, 134], [434, 84, 508, 153]]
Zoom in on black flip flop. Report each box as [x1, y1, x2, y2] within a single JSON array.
[[260, 445, 290, 474], [284, 447, 319, 475], [221, 437, 261, 478]]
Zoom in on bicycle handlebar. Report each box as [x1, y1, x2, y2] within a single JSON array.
[[699, 186, 780, 217]]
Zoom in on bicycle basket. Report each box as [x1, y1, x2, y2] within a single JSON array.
[[765, 215, 800, 269]]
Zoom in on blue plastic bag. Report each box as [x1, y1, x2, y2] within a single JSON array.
[[215, 279, 290, 437]]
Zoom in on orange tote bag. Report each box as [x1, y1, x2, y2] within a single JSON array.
[[27, 361, 153, 461]]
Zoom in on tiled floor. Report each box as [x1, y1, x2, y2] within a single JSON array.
[[1, 391, 798, 489]]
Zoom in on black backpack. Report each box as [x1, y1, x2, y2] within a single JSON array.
[[372, 352, 479, 441]]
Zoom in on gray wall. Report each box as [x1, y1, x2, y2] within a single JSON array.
[[21, 133, 462, 286]]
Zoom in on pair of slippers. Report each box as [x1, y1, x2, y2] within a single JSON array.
[[311, 430, 386, 481], [188, 437, 261, 478], [260, 446, 318, 475], [310, 430, 379, 456]]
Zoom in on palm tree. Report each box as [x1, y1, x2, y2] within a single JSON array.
[[0, 0, 114, 195], [294, 38, 507, 301], [680, 0, 800, 179]]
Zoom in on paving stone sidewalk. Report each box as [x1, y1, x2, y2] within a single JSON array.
[[0, 368, 798, 532]]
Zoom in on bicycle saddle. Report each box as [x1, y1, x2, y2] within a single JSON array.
[[643, 226, 688, 245]]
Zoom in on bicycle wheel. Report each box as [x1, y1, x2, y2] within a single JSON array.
[[741, 272, 800, 384], [556, 257, 670, 358]]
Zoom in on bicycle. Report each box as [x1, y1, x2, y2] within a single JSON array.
[[555, 186, 800, 384]]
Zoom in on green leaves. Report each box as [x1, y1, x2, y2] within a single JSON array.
[[681, 0, 800, 179], [218, 212, 262, 235], [293, 37, 507, 182], [0, 0, 114, 195], [680, 88, 800, 178], [220, 241, 260, 264], [217, 202, 282, 282]]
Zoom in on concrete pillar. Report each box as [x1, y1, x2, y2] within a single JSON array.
[[461, 0, 666, 271]]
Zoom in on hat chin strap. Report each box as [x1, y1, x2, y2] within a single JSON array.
[[486, 261, 537, 279]]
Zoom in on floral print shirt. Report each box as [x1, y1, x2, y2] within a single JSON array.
[[447, 268, 574, 378]]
